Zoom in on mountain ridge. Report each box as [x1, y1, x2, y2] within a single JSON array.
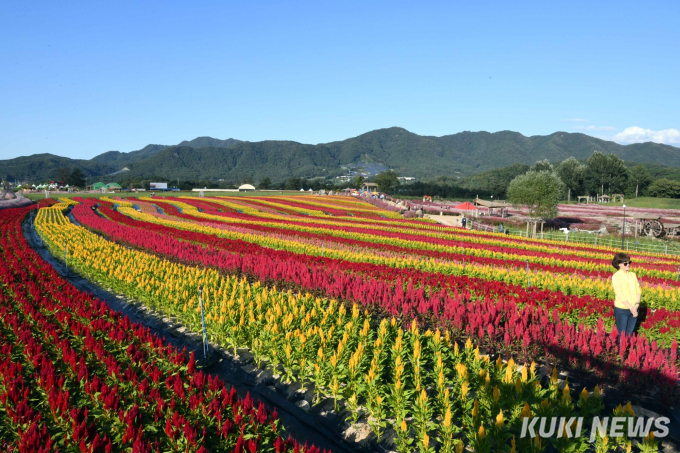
[[2, 128, 680, 182]]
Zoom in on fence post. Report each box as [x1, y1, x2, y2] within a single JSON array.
[[527, 260, 530, 288], [198, 286, 209, 359], [595, 236, 597, 246]]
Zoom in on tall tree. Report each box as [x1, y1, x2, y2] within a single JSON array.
[[628, 165, 652, 198], [507, 170, 565, 219], [374, 170, 399, 194], [352, 175, 366, 189], [55, 167, 70, 183], [557, 157, 584, 202], [258, 177, 272, 190], [583, 151, 628, 195], [67, 168, 85, 188]]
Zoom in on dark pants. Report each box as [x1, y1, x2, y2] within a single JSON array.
[[614, 307, 636, 341]]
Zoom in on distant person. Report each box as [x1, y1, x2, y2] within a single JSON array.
[[611, 252, 640, 344], [498, 223, 504, 233], [461, 217, 467, 228], [151, 192, 155, 197]]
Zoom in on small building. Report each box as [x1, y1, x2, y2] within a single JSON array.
[[597, 194, 611, 203], [106, 182, 122, 192], [473, 197, 511, 218], [238, 184, 256, 192], [362, 182, 378, 192]]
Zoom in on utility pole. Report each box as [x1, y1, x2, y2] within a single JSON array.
[[621, 204, 627, 249]]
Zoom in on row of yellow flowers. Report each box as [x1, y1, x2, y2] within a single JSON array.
[[116, 207, 680, 310], [57, 197, 80, 206], [167, 197, 680, 265], [35, 205, 626, 453], [100, 196, 135, 207]]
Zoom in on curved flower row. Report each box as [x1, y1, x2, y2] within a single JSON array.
[[35, 203, 665, 452]]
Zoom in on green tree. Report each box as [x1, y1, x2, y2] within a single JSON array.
[[647, 178, 680, 198], [583, 151, 628, 195], [507, 170, 565, 219], [557, 157, 584, 202], [67, 168, 86, 188], [373, 170, 399, 194], [628, 165, 652, 198], [259, 177, 272, 190], [531, 159, 554, 172], [352, 175, 366, 189], [284, 177, 302, 191], [55, 167, 70, 183]]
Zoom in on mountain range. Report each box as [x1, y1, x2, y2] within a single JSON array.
[[3, 128, 680, 183]]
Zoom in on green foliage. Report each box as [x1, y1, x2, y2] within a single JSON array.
[[459, 163, 530, 199], [531, 159, 554, 172], [396, 181, 482, 199], [583, 151, 628, 195], [507, 170, 565, 219], [352, 176, 366, 189], [374, 170, 400, 194], [647, 178, 680, 198], [258, 177, 272, 190], [284, 177, 306, 191], [628, 165, 652, 197], [556, 157, 585, 200], [67, 168, 86, 188]]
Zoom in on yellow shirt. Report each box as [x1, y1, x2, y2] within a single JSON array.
[[612, 270, 641, 309]]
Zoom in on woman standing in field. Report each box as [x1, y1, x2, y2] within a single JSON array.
[[612, 252, 641, 342]]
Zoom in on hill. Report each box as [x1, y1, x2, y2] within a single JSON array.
[[3, 128, 680, 182]]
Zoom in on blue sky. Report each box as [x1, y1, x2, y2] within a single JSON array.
[[1, 0, 679, 160]]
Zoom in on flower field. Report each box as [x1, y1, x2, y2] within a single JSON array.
[[0, 204, 326, 452], [4, 194, 677, 451]]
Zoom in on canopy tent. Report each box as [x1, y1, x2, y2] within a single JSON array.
[[106, 182, 122, 188], [92, 182, 106, 190], [455, 202, 477, 210]]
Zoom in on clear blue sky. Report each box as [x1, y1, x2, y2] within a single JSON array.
[[1, 0, 679, 160]]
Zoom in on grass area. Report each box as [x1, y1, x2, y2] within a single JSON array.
[[512, 230, 680, 255], [23, 190, 309, 201]]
